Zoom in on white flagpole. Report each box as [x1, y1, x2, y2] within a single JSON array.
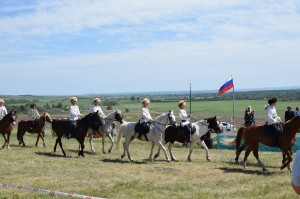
[[232, 76, 235, 130]]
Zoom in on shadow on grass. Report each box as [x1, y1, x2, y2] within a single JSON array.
[[101, 158, 148, 164], [35, 151, 72, 158], [218, 167, 280, 176], [68, 149, 98, 156], [225, 160, 280, 169], [10, 144, 35, 148]]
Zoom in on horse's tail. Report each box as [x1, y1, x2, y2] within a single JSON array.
[[235, 127, 246, 157], [17, 121, 23, 141], [116, 122, 126, 151]]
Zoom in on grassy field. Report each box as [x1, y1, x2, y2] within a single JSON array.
[[0, 128, 299, 199]]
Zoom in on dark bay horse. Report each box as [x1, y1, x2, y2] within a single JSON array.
[[154, 116, 222, 162], [17, 112, 52, 147], [0, 111, 17, 149], [52, 111, 101, 157], [223, 115, 300, 172]]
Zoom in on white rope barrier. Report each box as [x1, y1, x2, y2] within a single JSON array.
[[0, 183, 106, 199]]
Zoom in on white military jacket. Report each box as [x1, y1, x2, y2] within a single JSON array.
[[140, 107, 153, 123], [93, 105, 105, 117], [179, 108, 190, 126], [0, 106, 7, 121], [265, 105, 281, 125], [70, 105, 81, 121]]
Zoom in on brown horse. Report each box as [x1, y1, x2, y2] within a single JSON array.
[[17, 112, 52, 147], [0, 111, 17, 149], [223, 115, 300, 173]]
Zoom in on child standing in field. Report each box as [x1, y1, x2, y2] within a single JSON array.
[[28, 103, 40, 130], [0, 99, 8, 121]]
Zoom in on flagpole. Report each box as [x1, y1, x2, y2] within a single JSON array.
[[232, 76, 235, 130], [189, 83, 192, 115]]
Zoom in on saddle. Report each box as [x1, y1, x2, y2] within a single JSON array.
[[263, 123, 283, 147], [135, 121, 150, 141]]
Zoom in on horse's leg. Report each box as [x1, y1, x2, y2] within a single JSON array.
[[35, 133, 40, 147], [121, 142, 126, 159], [88, 130, 95, 152], [149, 142, 155, 161], [124, 138, 133, 161], [156, 141, 170, 162], [7, 133, 11, 149], [36, 131, 46, 147], [2, 134, 6, 148], [57, 137, 66, 157], [187, 141, 196, 162], [243, 147, 252, 169], [168, 142, 177, 161], [102, 133, 106, 154], [154, 144, 161, 159], [280, 149, 293, 171], [200, 140, 210, 162], [252, 147, 267, 172], [53, 137, 59, 153], [107, 133, 114, 153]]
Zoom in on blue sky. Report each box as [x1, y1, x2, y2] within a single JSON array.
[[0, 0, 300, 95]]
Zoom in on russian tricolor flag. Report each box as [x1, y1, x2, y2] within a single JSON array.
[[218, 77, 234, 94]]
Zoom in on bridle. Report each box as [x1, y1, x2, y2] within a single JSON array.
[[152, 112, 176, 134]]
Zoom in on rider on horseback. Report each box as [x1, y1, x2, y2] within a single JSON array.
[[136, 98, 153, 139], [91, 97, 105, 134], [28, 103, 40, 130], [265, 97, 283, 146], [69, 97, 82, 138], [0, 99, 7, 121], [178, 100, 192, 145]]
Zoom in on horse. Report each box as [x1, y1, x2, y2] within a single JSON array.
[[87, 110, 123, 154], [0, 111, 17, 149], [51, 111, 101, 157], [116, 110, 176, 162], [222, 115, 300, 173], [154, 116, 222, 162], [17, 112, 52, 147]]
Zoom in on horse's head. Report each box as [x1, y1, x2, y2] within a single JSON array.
[[3, 111, 17, 125], [167, 110, 176, 127], [205, 116, 222, 133], [114, 110, 123, 124], [43, 112, 52, 123]]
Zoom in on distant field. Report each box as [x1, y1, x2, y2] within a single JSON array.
[[0, 131, 298, 199]]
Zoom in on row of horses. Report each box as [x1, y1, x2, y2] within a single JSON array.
[[1, 110, 300, 173]]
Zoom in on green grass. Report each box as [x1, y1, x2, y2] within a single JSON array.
[[0, 128, 298, 199]]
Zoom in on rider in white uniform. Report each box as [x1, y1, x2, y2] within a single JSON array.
[[178, 100, 192, 144], [69, 97, 82, 137], [265, 97, 282, 146], [0, 99, 8, 121], [140, 98, 153, 123], [93, 97, 105, 117]]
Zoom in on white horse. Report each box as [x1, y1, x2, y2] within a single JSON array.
[[87, 110, 123, 154], [116, 110, 176, 162], [154, 116, 222, 162]]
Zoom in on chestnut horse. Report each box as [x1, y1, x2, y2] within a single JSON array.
[[51, 111, 101, 157], [223, 115, 300, 173], [0, 111, 17, 149], [17, 112, 52, 147]]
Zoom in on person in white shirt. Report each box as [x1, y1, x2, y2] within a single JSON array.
[[140, 98, 153, 123], [291, 150, 300, 194], [28, 103, 40, 130], [69, 97, 82, 137], [265, 97, 283, 146], [93, 97, 105, 117], [136, 98, 153, 139], [0, 99, 8, 121], [178, 100, 192, 145]]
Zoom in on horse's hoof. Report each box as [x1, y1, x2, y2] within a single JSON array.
[[103, 151, 106, 154], [108, 150, 111, 153], [206, 156, 211, 162], [121, 154, 125, 159], [154, 154, 159, 159], [2, 145, 4, 148], [91, 149, 95, 152], [187, 158, 192, 162], [166, 159, 170, 163], [7, 146, 11, 150]]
